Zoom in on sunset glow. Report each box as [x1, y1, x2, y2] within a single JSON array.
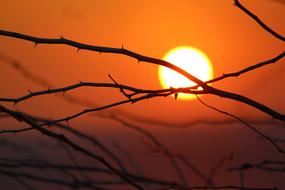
[[158, 46, 213, 100]]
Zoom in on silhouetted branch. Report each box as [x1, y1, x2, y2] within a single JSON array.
[[112, 115, 188, 186], [0, 158, 181, 187], [0, 81, 196, 104], [0, 104, 144, 190], [207, 156, 227, 185], [261, 137, 285, 144], [0, 1, 284, 189], [0, 112, 140, 181], [228, 160, 285, 173], [0, 29, 204, 86], [196, 96, 285, 153], [113, 142, 144, 176], [234, 0, 285, 41], [0, 168, 117, 190], [206, 51, 285, 84], [1, 52, 282, 129], [1, 30, 284, 121], [112, 116, 214, 186]]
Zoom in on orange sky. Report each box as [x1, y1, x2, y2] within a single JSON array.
[[0, 0, 284, 125], [1, 1, 285, 188]]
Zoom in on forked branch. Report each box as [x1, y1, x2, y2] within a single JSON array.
[[0, 29, 284, 121]]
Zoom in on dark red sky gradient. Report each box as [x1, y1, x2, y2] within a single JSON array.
[[0, 1, 285, 189]]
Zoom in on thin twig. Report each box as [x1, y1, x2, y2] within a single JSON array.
[[234, 0, 285, 41], [196, 96, 285, 154], [0, 104, 144, 190]]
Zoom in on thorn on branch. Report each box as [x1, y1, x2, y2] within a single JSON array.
[[170, 86, 176, 93], [175, 93, 178, 100], [48, 87, 51, 95], [34, 42, 38, 48], [108, 74, 133, 102], [77, 48, 80, 53], [65, 119, 69, 127], [28, 89, 32, 94], [59, 35, 64, 40]]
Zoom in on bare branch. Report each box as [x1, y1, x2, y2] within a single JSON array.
[[196, 96, 285, 154], [1, 30, 284, 121], [112, 116, 213, 186], [0, 168, 117, 190], [0, 104, 144, 190], [0, 29, 204, 87], [0, 158, 181, 187], [0, 81, 174, 104], [206, 51, 285, 84], [228, 160, 285, 173], [234, 0, 285, 41]]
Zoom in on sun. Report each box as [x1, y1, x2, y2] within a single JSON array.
[[158, 46, 213, 100]]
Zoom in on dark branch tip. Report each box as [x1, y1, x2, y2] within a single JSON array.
[[65, 119, 70, 126], [174, 93, 178, 100]]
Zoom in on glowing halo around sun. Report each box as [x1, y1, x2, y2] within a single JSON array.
[[158, 46, 213, 100]]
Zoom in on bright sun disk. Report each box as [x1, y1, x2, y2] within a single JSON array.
[[158, 46, 213, 100]]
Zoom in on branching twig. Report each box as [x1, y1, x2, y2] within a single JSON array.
[[196, 96, 285, 154], [0, 81, 176, 104], [206, 51, 285, 84], [228, 160, 285, 173], [0, 158, 181, 187], [0, 30, 284, 121], [0, 104, 144, 190]]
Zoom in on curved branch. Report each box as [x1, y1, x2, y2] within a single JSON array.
[[228, 160, 285, 173], [206, 51, 285, 84], [0, 81, 172, 103], [234, 0, 285, 41], [0, 80, 202, 104], [0, 104, 144, 190], [0, 29, 284, 121], [0, 158, 180, 187], [0, 29, 204, 87], [206, 87, 285, 121], [196, 96, 284, 154]]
